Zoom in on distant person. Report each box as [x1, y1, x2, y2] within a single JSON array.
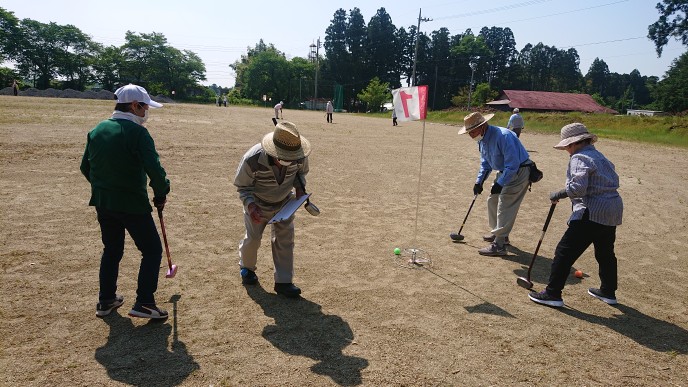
[[216, 95, 220, 107], [223, 95, 228, 107], [507, 108, 524, 138], [326, 101, 333, 123], [80, 84, 171, 320], [274, 101, 283, 119], [392, 107, 398, 126], [529, 123, 623, 308], [233, 121, 312, 298], [12, 80, 18, 96], [458, 112, 532, 256]]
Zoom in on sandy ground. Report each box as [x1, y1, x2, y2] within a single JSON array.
[[1, 96, 687, 386]]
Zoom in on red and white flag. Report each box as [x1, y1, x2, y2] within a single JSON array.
[[392, 85, 428, 122]]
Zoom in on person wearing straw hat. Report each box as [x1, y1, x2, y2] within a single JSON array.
[[233, 121, 312, 298], [529, 123, 623, 308], [458, 112, 533, 256], [80, 84, 170, 319], [274, 101, 284, 120]]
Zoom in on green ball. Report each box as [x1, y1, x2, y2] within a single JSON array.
[[394, 248, 401, 255]]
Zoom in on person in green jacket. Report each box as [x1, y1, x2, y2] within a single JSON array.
[[80, 84, 170, 319]]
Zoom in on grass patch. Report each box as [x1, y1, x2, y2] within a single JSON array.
[[365, 110, 688, 148]]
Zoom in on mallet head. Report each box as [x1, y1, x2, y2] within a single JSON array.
[[166, 264, 178, 278], [305, 200, 320, 216], [516, 276, 533, 289], [449, 232, 465, 242]]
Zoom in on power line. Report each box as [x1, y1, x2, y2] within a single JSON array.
[[433, 0, 557, 20]]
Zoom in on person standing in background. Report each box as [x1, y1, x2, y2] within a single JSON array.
[[392, 108, 398, 126], [507, 108, 525, 138], [325, 101, 333, 123], [274, 101, 284, 120], [12, 80, 18, 96]]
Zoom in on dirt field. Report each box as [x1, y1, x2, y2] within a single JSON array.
[[1, 96, 686, 386]]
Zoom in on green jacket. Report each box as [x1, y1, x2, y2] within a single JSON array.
[[80, 118, 170, 214]]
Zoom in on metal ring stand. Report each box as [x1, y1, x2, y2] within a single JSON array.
[[394, 248, 432, 269]]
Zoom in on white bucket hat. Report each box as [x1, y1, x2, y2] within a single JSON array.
[[554, 123, 598, 149], [458, 112, 495, 135], [261, 121, 311, 161], [114, 84, 163, 108]]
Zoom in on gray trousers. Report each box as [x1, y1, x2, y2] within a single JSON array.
[[487, 166, 531, 246], [239, 205, 295, 283]]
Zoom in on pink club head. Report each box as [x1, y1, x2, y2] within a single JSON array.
[[166, 264, 178, 278]]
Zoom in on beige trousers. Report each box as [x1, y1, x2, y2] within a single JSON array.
[[239, 205, 295, 283], [486, 166, 531, 246]]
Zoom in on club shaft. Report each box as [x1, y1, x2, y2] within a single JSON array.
[[158, 210, 173, 270]]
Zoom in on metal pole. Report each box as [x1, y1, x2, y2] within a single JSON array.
[[410, 9, 431, 87], [468, 62, 476, 109], [314, 38, 320, 105]]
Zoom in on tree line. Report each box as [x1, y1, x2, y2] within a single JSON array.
[[2, 3, 686, 112]]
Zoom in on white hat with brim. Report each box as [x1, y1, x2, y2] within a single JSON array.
[[261, 121, 311, 161], [458, 112, 495, 134], [554, 123, 598, 149], [114, 84, 163, 108]]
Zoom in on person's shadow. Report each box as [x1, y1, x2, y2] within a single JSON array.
[[94, 295, 199, 386], [246, 285, 369, 386], [560, 304, 688, 354]]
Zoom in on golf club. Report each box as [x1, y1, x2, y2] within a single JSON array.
[[450, 194, 478, 242], [516, 202, 557, 289], [158, 209, 178, 278]]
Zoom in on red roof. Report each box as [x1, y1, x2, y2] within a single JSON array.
[[494, 90, 617, 114]]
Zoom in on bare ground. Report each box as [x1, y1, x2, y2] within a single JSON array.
[[1, 96, 686, 386]]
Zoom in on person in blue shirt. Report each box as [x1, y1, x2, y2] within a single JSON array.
[[529, 123, 623, 308], [506, 108, 524, 137], [458, 112, 533, 256]]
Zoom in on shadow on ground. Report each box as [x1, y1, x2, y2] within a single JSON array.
[[246, 285, 368, 386], [94, 295, 199, 386], [561, 304, 688, 354]]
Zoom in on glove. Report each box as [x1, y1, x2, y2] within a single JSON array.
[[153, 196, 166, 211], [247, 202, 264, 224], [473, 183, 483, 195], [549, 189, 568, 202], [491, 183, 503, 195]]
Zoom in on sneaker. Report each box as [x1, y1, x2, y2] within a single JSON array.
[[528, 290, 564, 307], [240, 268, 258, 285], [128, 303, 169, 319], [482, 234, 510, 245], [274, 283, 301, 298], [96, 294, 124, 317], [588, 288, 618, 305], [478, 242, 508, 256]]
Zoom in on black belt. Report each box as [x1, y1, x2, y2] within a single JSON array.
[[519, 160, 533, 168]]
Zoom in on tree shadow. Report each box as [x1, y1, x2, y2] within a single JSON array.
[[94, 295, 199, 386], [560, 304, 688, 354], [421, 267, 515, 318], [245, 285, 368, 386]]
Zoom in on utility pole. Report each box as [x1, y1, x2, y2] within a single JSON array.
[[411, 8, 431, 87], [468, 61, 477, 109], [314, 38, 321, 104]]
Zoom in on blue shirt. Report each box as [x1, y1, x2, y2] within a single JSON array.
[[565, 144, 623, 226], [475, 125, 530, 186]]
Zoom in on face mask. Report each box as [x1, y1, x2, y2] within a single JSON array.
[[276, 159, 293, 167], [472, 133, 483, 142]]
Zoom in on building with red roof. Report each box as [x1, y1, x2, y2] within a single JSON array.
[[486, 90, 618, 114]]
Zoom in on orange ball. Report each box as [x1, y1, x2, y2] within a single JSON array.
[[574, 270, 584, 278]]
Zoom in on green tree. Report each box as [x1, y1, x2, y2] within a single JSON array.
[[346, 8, 368, 99], [366, 7, 399, 87], [92, 45, 124, 91], [648, 0, 688, 56], [585, 57, 610, 96], [0, 7, 20, 61], [233, 44, 291, 102], [357, 77, 389, 112], [653, 51, 688, 112], [324, 8, 349, 86], [472, 82, 497, 106], [479, 26, 517, 88]]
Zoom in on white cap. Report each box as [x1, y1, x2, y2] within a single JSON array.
[[114, 84, 163, 108], [513, 108, 519, 113]]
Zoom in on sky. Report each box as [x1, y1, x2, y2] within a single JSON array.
[[2, 0, 684, 88]]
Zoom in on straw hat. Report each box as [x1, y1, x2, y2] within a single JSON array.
[[554, 123, 598, 149], [458, 112, 495, 134], [261, 121, 311, 160]]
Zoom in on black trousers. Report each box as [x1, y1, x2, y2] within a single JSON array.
[[96, 207, 163, 305], [546, 212, 617, 297]]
